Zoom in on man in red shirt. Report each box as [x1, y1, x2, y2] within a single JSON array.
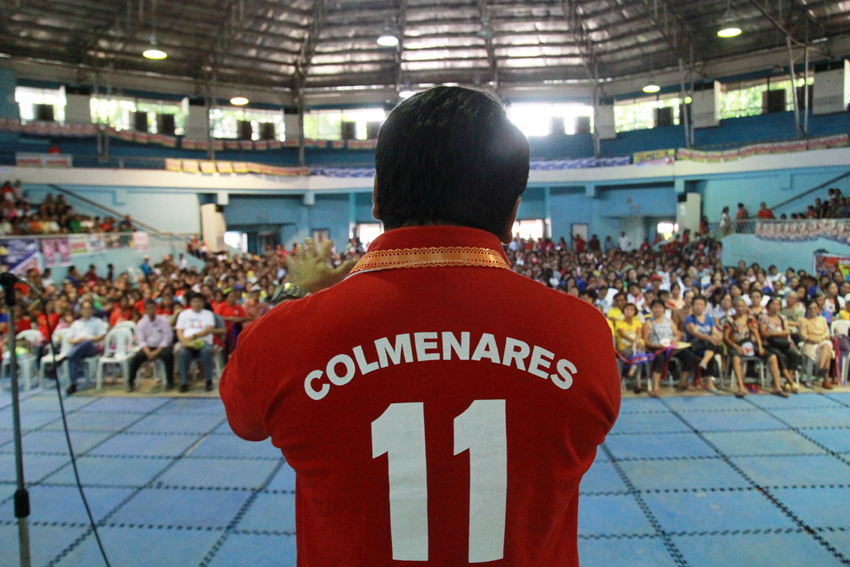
[[214, 289, 247, 355], [757, 202, 775, 220], [220, 87, 620, 566], [573, 233, 585, 252]]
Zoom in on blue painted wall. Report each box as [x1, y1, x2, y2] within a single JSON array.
[[224, 193, 351, 248], [22, 185, 202, 234], [695, 165, 850, 223], [722, 234, 850, 272]]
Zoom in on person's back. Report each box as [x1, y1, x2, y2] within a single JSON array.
[[220, 86, 620, 567], [223, 228, 619, 565]]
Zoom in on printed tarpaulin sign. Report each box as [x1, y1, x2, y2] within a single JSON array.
[[15, 153, 73, 167], [68, 235, 89, 255], [0, 238, 40, 275], [41, 237, 72, 268], [87, 234, 105, 254], [814, 253, 850, 280], [132, 232, 149, 252], [633, 148, 675, 166]]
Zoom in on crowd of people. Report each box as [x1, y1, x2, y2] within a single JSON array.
[[0, 186, 136, 236], [0, 249, 279, 395], [0, 218, 847, 398], [502, 230, 845, 398], [718, 188, 847, 236]]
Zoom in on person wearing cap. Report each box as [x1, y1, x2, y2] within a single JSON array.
[[648, 273, 663, 294]]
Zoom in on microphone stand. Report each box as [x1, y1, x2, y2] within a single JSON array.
[[0, 272, 31, 567]]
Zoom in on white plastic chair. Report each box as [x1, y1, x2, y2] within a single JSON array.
[[113, 321, 140, 353], [2, 330, 43, 390], [213, 347, 225, 379], [114, 320, 137, 335], [150, 358, 168, 388], [96, 328, 134, 390], [40, 328, 73, 389]]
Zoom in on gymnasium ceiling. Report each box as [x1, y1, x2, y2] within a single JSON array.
[[1, 0, 849, 103]]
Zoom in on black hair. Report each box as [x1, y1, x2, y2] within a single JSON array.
[[650, 298, 666, 309], [375, 86, 530, 237], [581, 290, 598, 301]]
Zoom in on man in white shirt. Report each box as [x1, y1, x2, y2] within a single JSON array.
[[65, 302, 107, 395], [178, 253, 189, 270], [619, 231, 631, 251], [175, 292, 215, 393]]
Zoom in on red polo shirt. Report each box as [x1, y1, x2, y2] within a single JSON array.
[[220, 225, 620, 567]]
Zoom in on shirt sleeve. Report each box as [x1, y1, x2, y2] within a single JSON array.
[[219, 340, 267, 441]]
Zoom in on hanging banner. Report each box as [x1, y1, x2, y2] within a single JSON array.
[[721, 149, 740, 162], [15, 153, 73, 168], [87, 234, 105, 255], [41, 237, 72, 268], [132, 232, 149, 251], [633, 148, 675, 166], [105, 234, 124, 249], [814, 252, 850, 280], [69, 235, 89, 256], [0, 238, 40, 275]]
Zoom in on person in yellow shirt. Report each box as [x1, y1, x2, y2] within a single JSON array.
[[615, 303, 645, 380], [610, 292, 644, 324]]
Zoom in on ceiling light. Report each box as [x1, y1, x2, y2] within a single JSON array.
[[399, 90, 416, 99], [717, 23, 741, 38], [230, 96, 249, 105], [377, 26, 399, 47], [643, 83, 660, 94], [143, 48, 167, 59], [478, 20, 495, 40], [717, 1, 741, 38]]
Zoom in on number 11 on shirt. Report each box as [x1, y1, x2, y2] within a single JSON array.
[[372, 400, 507, 563]]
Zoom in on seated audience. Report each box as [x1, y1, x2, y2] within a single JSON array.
[[128, 300, 175, 391], [684, 296, 722, 393], [759, 297, 800, 393], [799, 301, 835, 388], [724, 298, 787, 398], [175, 293, 215, 393], [643, 299, 695, 397], [65, 302, 107, 395]]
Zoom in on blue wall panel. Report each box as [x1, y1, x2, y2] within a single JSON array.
[[23, 185, 201, 235], [722, 234, 850, 271]]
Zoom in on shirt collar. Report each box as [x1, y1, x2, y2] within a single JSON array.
[[366, 226, 508, 263]]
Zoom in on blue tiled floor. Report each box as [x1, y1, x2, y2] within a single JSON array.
[[1, 390, 849, 566]]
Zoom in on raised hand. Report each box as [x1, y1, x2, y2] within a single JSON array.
[[285, 238, 358, 294]]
